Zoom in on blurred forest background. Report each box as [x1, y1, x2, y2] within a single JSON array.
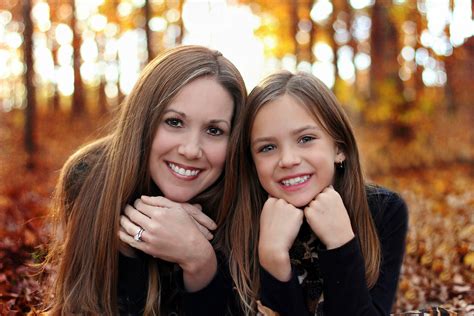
[[0, 0, 473, 314]]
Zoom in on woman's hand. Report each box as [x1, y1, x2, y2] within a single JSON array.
[[258, 197, 303, 282], [304, 186, 354, 249], [119, 196, 217, 291]]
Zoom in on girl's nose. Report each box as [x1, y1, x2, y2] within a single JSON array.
[[278, 148, 301, 168]]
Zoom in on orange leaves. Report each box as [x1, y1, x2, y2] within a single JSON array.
[[0, 110, 108, 314]]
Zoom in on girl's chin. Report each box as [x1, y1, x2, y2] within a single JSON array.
[[282, 196, 314, 209]]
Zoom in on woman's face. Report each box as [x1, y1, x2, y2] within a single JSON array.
[[149, 77, 234, 203], [250, 94, 345, 207]]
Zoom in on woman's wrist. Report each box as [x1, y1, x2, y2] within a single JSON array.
[[180, 240, 216, 274], [181, 241, 217, 292]]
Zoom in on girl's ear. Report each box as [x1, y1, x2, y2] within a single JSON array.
[[335, 147, 346, 163]]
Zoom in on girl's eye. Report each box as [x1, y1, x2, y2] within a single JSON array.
[[165, 118, 183, 128], [207, 126, 224, 136], [299, 135, 315, 144], [259, 144, 276, 153]]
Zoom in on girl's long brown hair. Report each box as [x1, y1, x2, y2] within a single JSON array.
[[44, 45, 246, 315], [216, 71, 381, 314]]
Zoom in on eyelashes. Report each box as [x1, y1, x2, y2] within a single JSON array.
[[258, 144, 276, 153], [164, 117, 225, 136], [165, 118, 183, 128], [298, 135, 315, 143], [256, 135, 317, 153]]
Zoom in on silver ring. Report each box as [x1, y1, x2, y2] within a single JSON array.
[[134, 227, 144, 242]]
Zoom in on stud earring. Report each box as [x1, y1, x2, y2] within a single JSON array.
[[336, 161, 344, 169]]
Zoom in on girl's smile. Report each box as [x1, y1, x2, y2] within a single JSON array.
[[278, 173, 313, 192]]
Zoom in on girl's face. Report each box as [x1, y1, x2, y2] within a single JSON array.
[[250, 94, 345, 207], [149, 77, 234, 203]]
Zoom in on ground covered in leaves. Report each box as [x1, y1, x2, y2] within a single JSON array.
[[0, 109, 473, 315]]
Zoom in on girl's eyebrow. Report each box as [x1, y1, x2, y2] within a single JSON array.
[[291, 125, 318, 135], [252, 136, 275, 146], [164, 109, 230, 128]]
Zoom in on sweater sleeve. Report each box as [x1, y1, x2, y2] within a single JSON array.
[[260, 266, 310, 316], [182, 252, 239, 316], [318, 191, 408, 316]]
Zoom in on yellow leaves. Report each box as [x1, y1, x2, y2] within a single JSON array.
[[464, 252, 474, 271]]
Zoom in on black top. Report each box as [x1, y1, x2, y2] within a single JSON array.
[[117, 254, 183, 315], [260, 186, 408, 315], [118, 186, 407, 316], [118, 252, 238, 316]]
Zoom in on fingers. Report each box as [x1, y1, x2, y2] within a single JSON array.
[[140, 195, 179, 208], [181, 204, 217, 231], [120, 213, 142, 237], [193, 220, 214, 240], [119, 229, 147, 252], [125, 204, 153, 229]]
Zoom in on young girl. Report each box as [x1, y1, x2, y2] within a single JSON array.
[[218, 71, 408, 315], [43, 45, 246, 315]]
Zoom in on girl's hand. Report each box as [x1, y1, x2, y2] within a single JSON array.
[[258, 197, 303, 281], [119, 196, 217, 291], [304, 186, 354, 249]]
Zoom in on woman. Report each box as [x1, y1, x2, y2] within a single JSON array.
[[218, 71, 408, 315], [43, 45, 246, 315]]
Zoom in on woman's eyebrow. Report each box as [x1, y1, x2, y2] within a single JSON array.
[[164, 109, 230, 128], [163, 109, 186, 116], [209, 119, 231, 128]]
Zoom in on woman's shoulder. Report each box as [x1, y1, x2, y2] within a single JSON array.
[[365, 184, 408, 230], [62, 137, 109, 203]]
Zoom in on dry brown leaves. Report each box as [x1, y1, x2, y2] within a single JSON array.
[[0, 108, 472, 314]]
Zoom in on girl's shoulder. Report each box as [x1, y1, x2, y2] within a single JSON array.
[[365, 184, 408, 230]]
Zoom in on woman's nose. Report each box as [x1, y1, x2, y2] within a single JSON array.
[[177, 136, 203, 160]]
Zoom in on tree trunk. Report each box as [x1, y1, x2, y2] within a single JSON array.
[[291, 0, 299, 61], [50, 0, 61, 112], [144, 0, 153, 62], [23, 0, 36, 169], [71, 0, 84, 116], [176, 0, 184, 45], [370, 1, 411, 140]]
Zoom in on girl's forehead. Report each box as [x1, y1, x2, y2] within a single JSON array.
[[256, 94, 324, 124]]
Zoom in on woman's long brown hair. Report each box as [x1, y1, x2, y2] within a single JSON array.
[[216, 71, 381, 314], [43, 45, 246, 315]]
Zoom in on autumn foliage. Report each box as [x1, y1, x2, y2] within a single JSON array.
[[0, 102, 472, 314]]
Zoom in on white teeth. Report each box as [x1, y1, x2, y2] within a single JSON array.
[[168, 163, 200, 177], [281, 175, 310, 186]]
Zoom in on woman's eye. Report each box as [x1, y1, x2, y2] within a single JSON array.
[[165, 118, 183, 128], [207, 127, 224, 136], [259, 144, 276, 153], [299, 135, 315, 144]]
